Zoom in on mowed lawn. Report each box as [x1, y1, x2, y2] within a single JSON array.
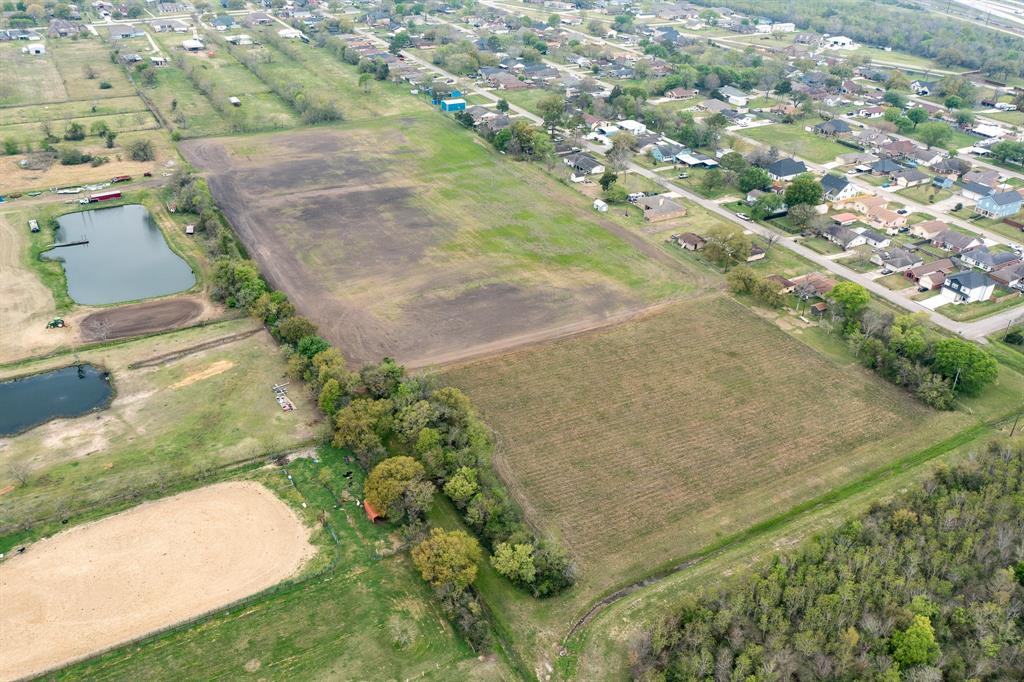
[[444, 296, 962, 593], [741, 123, 851, 163], [0, 319, 319, 531]]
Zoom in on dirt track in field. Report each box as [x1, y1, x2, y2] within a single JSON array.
[[0, 212, 62, 363], [179, 126, 682, 368], [0, 481, 315, 681], [78, 297, 209, 342]]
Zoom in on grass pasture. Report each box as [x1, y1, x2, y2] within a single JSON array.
[[180, 113, 688, 367], [0, 42, 68, 107], [49, 39, 137, 101], [54, 449, 500, 681], [444, 296, 962, 595], [0, 318, 320, 534], [741, 123, 851, 163]]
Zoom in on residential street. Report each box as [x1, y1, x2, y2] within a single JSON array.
[[388, 28, 1021, 341]]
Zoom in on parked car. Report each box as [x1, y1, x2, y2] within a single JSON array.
[[735, 212, 751, 221], [896, 209, 908, 215]]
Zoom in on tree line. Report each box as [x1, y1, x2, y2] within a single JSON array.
[[167, 168, 574, 649], [632, 441, 1024, 681], [689, 0, 1024, 79]]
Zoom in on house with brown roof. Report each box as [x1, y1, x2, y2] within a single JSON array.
[[637, 195, 687, 221], [790, 272, 837, 298], [905, 258, 956, 286], [671, 232, 705, 250], [910, 219, 950, 240]]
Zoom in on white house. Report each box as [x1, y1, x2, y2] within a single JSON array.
[[941, 271, 994, 303], [718, 85, 749, 107], [825, 35, 855, 49], [617, 119, 647, 135]]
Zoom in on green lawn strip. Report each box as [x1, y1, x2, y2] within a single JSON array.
[[937, 293, 1024, 321]]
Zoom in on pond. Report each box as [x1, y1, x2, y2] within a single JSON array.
[[42, 204, 196, 305], [0, 364, 113, 437]]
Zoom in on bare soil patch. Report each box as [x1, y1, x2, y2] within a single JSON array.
[[170, 359, 236, 389], [180, 119, 686, 367], [0, 481, 315, 680], [78, 297, 208, 342]]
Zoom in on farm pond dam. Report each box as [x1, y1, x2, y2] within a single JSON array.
[[0, 364, 112, 436], [42, 204, 195, 305]]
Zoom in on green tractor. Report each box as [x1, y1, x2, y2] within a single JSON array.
[[46, 318, 66, 329]]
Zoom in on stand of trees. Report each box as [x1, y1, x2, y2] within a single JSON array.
[[688, 0, 1024, 79], [172, 171, 574, 603], [807, 282, 997, 409], [632, 441, 1024, 681]]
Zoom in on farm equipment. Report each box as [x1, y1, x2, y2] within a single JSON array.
[[46, 318, 66, 329]]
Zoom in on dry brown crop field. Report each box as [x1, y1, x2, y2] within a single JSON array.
[[181, 114, 690, 367], [444, 296, 963, 594]]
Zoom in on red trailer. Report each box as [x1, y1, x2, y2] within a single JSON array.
[[91, 190, 121, 202], [79, 190, 122, 204]]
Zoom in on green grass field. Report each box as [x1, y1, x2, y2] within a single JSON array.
[[740, 123, 851, 163], [51, 448, 502, 680], [897, 184, 953, 204], [0, 319, 320, 535]]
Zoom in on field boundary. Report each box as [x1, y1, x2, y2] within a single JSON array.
[[128, 327, 261, 368], [560, 414, 1012, 649]]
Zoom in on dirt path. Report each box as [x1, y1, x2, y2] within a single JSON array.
[[0, 212, 62, 364], [413, 299, 689, 370], [0, 481, 315, 681]]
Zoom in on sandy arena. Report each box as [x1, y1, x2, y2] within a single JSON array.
[[0, 481, 315, 680]]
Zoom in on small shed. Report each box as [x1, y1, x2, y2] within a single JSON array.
[[23, 43, 45, 55], [363, 500, 381, 523], [593, 199, 608, 213], [440, 98, 466, 112], [28, 219, 40, 232], [185, 224, 195, 234], [229, 96, 241, 107], [182, 38, 204, 51]]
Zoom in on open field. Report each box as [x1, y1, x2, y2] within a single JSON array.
[[181, 114, 688, 366], [740, 124, 851, 163], [0, 319, 319, 530], [0, 129, 175, 195], [0, 481, 314, 680], [444, 296, 962, 594], [0, 42, 69, 106], [54, 449, 502, 681], [0, 210, 61, 363]]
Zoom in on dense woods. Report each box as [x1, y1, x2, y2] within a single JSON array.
[[632, 442, 1024, 681], [692, 0, 1024, 79]]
